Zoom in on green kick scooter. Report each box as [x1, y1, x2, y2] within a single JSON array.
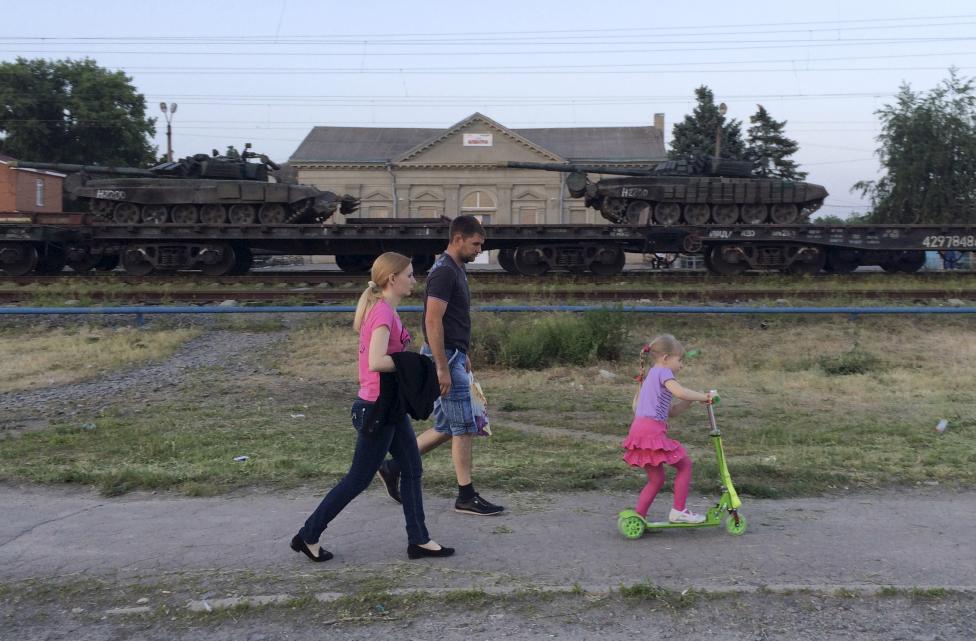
[[617, 393, 747, 538]]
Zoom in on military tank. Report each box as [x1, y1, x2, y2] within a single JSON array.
[[504, 154, 827, 226], [11, 143, 359, 225]]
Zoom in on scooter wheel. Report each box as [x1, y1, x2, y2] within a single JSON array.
[[725, 513, 747, 536], [617, 511, 646, 540]]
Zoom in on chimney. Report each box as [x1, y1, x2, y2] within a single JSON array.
[[653, 113, 665, 131]]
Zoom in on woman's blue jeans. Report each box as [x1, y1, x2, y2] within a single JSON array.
[[300, 399, 429, 546]]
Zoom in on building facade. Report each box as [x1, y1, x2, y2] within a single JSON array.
[[0, 154, 65, 213], [289, 112, 667, 230]]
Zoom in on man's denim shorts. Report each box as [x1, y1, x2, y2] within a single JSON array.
[[421, 345, 476, 436]]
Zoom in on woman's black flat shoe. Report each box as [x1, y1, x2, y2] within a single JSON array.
[[407, 543, 455, 559], [291, 534, 333, 562]]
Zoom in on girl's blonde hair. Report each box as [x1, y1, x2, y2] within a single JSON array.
[[632, 334, 685, 413], [353, 252, 412, 332]]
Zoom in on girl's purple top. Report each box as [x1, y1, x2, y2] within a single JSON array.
[[635, 366, 675, 421]]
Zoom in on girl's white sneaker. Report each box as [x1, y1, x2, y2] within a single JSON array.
[[669, 508, 705, 524]]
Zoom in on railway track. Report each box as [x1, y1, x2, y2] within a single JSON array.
[[1, 288, 972, 305]]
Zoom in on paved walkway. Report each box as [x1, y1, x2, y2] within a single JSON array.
[[2, 484, 972, 592]]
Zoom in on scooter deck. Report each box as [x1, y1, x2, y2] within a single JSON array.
[[643, 519, 719, 529]]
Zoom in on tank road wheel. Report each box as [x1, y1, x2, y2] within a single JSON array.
[[712, 204, 739, 225], [228, 204, 257, 225], [513, 246, 551, 276], [740, 204, 768, 225], [35, 245, 67, 275], [170, 204, 199, 224], [411, 254, 436, 275], [770, 203, 799, 224], [113, 202, 141, 224], [497, 249, 518, 274], [141, 205, 169, 224], [258, 203, 289, 224], [707, 245, 748, 276], [825, 249, 860, 274], [199, 243, 238, 277], [653, 202, 682, 225], [683, 203, 711, 226], [87, 198, 114, 221], [335, 254, 374, 273], [589, 246, 626, 276], [602, 198, 628, 223], [787, 246, 827, 275], [625, 200, 652, 225], [199, 204, 226, 224], [121, 247, 155, 276], [0, 243, 39, 276]]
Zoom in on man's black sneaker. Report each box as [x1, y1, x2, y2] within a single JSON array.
[[377, 460, 402, 504], [454, 494, 504, 516]]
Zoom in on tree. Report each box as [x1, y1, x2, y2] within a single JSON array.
[[669, 86, 745, 160], [745, 104, 806, 180], [854, 69, 976, 224], [0, 57, 156, 166]]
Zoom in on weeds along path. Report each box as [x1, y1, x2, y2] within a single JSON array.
[[0, 330, 286, 415]]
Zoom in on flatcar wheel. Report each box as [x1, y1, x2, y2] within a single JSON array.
[[258, 203, 288, 224], [589, 246, 626, 276], [884, 251, 926, 273], [497, 249, 518, 274], [654, 202, 681, 225], [825, 249, 859, 274], [740, 204, 768, 224], [411, 254, 436, 274], [113, 202, 140, 224], [94, 254, 120, 271], [35, 246, 67, 275], [0, 243, 39, 276], [171, 204, 199, 224], [228, 204, 257, 225], [770, 203, 799, 224], [712, 204, 739, 225], [683, 204, 711, 225], [199, 243, 238, 276], [199, 204, 227, 224], [141, 205, 169, 224], [787, 246, 826, 275], [335, 254, 374, 273], [513, 247, 550, 276], [66, 253, 99, 273], [707, 245, 748, 276], [230, 245, 254, 275], [121, 248, 155, 276]]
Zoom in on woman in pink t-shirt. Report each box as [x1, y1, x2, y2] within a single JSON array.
[[292, 252, 454, 562]]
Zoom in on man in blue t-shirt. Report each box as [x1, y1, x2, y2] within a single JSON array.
[[379, 215, 504, 516]]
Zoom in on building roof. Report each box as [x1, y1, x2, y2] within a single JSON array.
[[0, 152, 16, 163], [290, 113, 665, 164]]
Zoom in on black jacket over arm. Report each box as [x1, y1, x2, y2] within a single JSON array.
[[362, 352, 440, 436]]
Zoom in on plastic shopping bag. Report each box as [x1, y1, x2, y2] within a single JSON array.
[[469, 372, 491, 436]]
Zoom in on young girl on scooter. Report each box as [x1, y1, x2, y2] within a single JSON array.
[[623, 334, 714, 524]]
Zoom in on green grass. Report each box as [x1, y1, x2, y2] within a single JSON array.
[[0, 315, 973, 497]]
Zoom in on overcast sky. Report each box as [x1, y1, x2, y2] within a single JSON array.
[[3, 0, 974, 218]]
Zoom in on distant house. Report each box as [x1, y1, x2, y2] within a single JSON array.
[[0, 153, 66, 212]]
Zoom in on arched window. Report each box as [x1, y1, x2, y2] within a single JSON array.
[[461, 190, 495, 213]]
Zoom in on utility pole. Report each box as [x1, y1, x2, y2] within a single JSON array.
[[159, 102, 178, 162]]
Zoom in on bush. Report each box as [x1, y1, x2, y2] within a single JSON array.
[[818, 347, 883, 376], [471, 311, 630, 369]]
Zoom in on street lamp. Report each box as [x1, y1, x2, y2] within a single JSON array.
[[159, 102, 178, 162], [715, 102, 728, 160]]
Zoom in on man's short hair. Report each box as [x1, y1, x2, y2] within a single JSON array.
[[449, 215, 486, 240]]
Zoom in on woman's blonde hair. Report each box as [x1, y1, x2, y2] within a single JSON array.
[[353, 252, 412, 332]]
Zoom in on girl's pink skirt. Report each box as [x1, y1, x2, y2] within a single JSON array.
[[622, 416, 687, 468]]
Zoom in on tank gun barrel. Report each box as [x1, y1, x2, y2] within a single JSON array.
[[8, 160, 154, 177], [500, 161, 651, 177]]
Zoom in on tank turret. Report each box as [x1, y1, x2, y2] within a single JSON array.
[[502, 154, 826, 225], [11, 143, 359, 225]]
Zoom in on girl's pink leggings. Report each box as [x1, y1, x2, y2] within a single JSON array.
[[635, 456, 692, 517]]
